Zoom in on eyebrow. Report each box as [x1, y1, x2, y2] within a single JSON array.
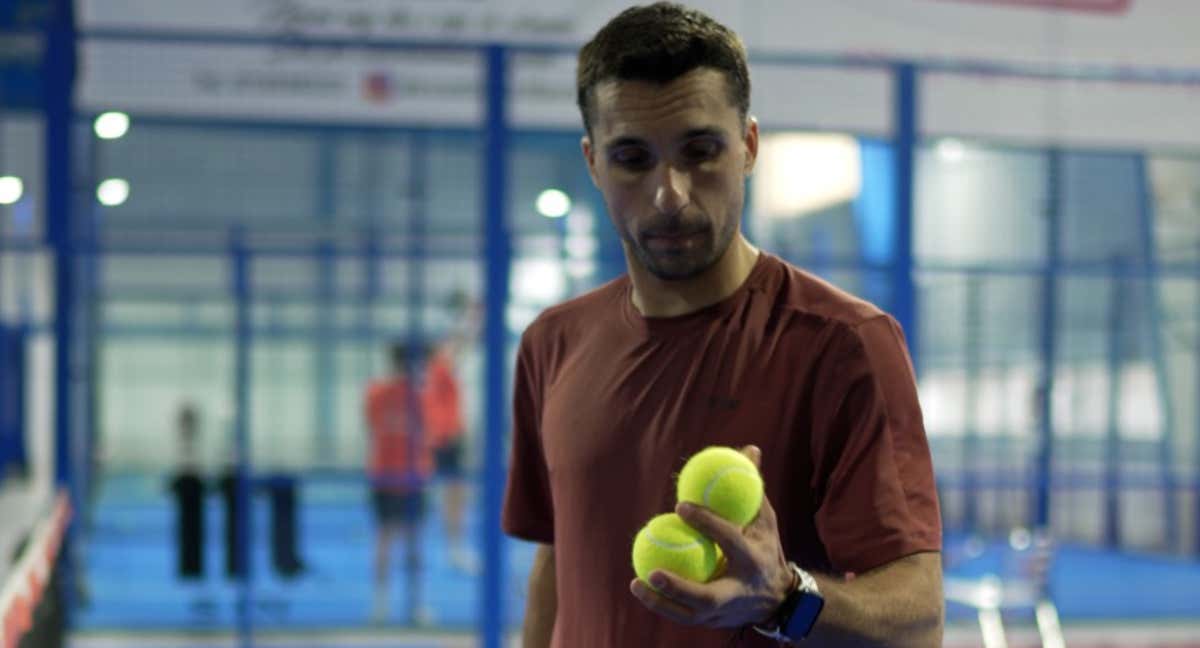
[[604, 127, 728, 154]]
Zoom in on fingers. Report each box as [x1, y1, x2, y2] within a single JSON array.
[[640, 569, 723, 611], [630, 577, 701, 626], [748, 487, 779, 531], [740, 444, 762, 467], [676, 501, 750, 564]]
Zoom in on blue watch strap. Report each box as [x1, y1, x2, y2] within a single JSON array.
[[782, 589, 825, 640]]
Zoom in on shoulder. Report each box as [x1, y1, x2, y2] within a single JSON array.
[[519, 276, 628, 352], [754, 254, 911, 370], [757, 253, 886, 330]]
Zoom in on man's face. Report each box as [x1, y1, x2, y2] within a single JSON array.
[[582, 68, 758, 281]]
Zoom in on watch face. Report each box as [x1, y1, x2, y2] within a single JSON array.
[[783, 592, 825, 640]]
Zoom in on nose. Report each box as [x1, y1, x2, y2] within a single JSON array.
[[652, 165, 690, 216]]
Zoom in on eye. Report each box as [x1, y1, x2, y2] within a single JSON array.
[[683, 138, 723, 162], [610, 146, 653, 170]]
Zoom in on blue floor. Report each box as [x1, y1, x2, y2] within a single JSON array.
[[942, 533, 1200, 622], [77, 473, 535, 631], [77, 474, 1200, 632]]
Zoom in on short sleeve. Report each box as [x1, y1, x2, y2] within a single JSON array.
[[810, 315, 941, 574], [501, 329, 555, 544]]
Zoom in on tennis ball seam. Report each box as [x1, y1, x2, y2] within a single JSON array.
[[643, 536, 704, 552], [702, 465, 760, 508]]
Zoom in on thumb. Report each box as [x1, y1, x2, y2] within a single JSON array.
[[741, 445, 761, 468]]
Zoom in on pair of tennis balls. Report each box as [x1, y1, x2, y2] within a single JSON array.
[[632, 446, 764, 586]]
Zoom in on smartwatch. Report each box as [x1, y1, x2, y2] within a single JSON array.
[[752, 562, 824, 644]]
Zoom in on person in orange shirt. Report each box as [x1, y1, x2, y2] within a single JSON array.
[[364, 342, 434, 625], [423, 339, 477, 574]]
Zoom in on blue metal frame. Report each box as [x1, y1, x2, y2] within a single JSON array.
[[480, 45, 511, 648], [231, 227, 254, 648], [408, 131, 429, 359], [1034, 148, 1063, 530], [44, 0, 78, 620], [1134, 153, 1180, 551], [962, 275, 981, 532], [891, 64, 918, 370], [1103, 261, 1124, 548], [315, 135, 338, 462]]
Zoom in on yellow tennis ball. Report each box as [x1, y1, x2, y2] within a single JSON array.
[[676, 446, 763, 527], [631, 513, 719, 587]]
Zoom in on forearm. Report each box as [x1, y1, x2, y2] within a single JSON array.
[[806, 552, 944, 647], [522, 544, 557, 648]]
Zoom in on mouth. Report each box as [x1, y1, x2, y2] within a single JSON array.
[[642, 228, 707, 252]]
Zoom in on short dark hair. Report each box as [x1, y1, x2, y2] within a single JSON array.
[[178, 403, 198, 434], [388, 342, 410, 373], [576, 2, 750, 135], [388, 341, 431, 373]]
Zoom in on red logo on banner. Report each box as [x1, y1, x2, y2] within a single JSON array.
[[363, 72, 395, 103], [932, 0, 1131, 13]]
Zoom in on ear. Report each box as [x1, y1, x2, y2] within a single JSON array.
[[581, 134, 600, 187], [742, 116, 759, 177]]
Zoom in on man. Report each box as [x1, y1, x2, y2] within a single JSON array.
[[169, 403, 205, 579], [364, 342, 434, 625], [502, 3, 943, 647]]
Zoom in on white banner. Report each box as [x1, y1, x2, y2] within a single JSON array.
[[921, 72, 1200, 150], [78, 39, 483, 126], [79, 0, 593, 44], [509, 53, 578, 129], [751, 64, 892, 136], [80, 42, 895, 134]]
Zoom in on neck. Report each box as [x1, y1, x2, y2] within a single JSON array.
[[628, 235, 760, 318]]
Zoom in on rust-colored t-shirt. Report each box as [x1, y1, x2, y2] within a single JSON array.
[[502, 253, 941, 648], [365, 377, 433, 492], [422, 349, 465, 447]]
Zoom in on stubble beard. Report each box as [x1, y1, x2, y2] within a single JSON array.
[[626, 214, 738, 282]]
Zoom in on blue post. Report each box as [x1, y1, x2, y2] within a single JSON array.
[[315, 239, 336, 463], [408, 132, 428, 366], [0, 317, 9, 477], [963, 275, 981, 533], [406, 132, 429, 538], [362, 137, 382, 386], [481, 44, 511, 648], [891, 64, 918, 374], [1034, 148, 1062, 530], [1103, 260, 1124, 549], [1133, 154, 1179, 551], [315, 136, 336, 462], [231, 229, 253, 648], [45, 0, 78, 619], [81, 133, 100, 525]]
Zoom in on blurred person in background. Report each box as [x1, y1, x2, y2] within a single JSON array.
[[364, 342, 434, 626], [168, 403, 205, 580], [424, 334, 478, 575]]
